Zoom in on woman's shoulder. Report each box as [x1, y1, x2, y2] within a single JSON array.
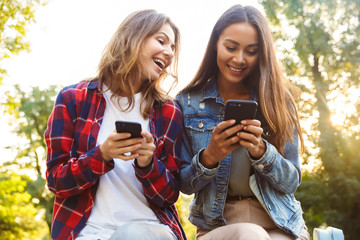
[[160, 99, 182, 117], [152, 99, 183, 133], [62, 79, 98, 92], [57, 79, 99, 103], [175, 89, 203, 106]]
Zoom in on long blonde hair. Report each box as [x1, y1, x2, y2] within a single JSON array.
[[180, 5, 303, 154], [97, 9, 180, 118]]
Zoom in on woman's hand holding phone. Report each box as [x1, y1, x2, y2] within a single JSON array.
[[200, 119, 243, 168], [100, 129, 155, 167], [99, 120, 154, 166], [237, 119, 266, 159], [223, 100, 266, 159], [200, 100, 266, 166], [136, 130, 156, 168], [100, 130, 143, 162]]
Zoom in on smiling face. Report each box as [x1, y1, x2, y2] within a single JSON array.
[[139, 23, 175, 81], [216, 22, 259, 89]]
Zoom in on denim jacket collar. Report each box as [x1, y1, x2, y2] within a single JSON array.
[[200, 77, 259, 103], [200, 77, 223, 104]]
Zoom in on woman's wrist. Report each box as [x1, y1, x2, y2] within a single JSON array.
[[200, 148, 218, 169], [249, 139, 267, 160], [99, 144, 112, 162], [135, 158, 153, 169]]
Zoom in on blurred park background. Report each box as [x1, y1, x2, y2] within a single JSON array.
[[0, 0, 359, 239]]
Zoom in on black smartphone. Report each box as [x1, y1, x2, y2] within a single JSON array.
[[115, 120, 142, 138], [224, 100, 258, 137]]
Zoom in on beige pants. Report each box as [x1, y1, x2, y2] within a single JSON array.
[[196, 198, 310, 240]]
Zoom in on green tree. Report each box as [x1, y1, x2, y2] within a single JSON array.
[[0, 171, 47, 239], [259, 0, 360, 238], [176, 194, 196, 240], [2, 84, 61, 238], [0, 0, 47, 83]]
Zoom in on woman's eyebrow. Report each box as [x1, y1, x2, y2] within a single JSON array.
[[224, 39, 239, 45], [224, 38, 259, 47]]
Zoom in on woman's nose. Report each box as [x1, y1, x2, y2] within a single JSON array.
[[164, 45, 174, 59], [234, 51, 246, 64]]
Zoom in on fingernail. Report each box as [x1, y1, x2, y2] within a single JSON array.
[[241, 120, 246, 124]]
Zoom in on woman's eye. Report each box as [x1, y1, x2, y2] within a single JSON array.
[[226, 46, 236, 51], [247, 48, 258, 55], [158, 38, 164, 44]]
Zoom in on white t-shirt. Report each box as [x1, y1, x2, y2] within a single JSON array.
[[77, 89, 171, 239]]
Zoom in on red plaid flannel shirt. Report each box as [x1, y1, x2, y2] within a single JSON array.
[[45, 80, 186, 239]]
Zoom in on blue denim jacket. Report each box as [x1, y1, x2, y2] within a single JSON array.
[[176, 78, 305, 238]]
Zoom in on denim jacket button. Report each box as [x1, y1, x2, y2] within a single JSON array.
[[216, 194, 223, 198], [198, 120, 204, 128], [257, 164, 264, 170]]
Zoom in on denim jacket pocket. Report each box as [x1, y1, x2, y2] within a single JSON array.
[[184, 114, 219, 154]]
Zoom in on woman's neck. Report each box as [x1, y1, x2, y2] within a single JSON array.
[[131, 77, 144, 94], [217, 79, 250, 103]]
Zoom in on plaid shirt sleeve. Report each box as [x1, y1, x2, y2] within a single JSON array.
[[45, 82, 114, 198], [134, 101, 183, 209]]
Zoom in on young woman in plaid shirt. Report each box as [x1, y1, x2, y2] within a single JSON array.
[[45, 9, 186, 240]]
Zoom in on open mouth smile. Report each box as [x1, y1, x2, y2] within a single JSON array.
[[154, 58, 166, 69], [228, 65, 245, 72]]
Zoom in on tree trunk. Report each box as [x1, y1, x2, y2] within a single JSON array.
[[312, 54, 341, 173]]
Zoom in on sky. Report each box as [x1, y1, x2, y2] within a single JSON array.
[[3, 0, 262, 89], [0, 0, 263, 161]]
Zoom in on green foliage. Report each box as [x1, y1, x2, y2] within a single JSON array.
[[176, 194, 196, 240], [0, 171, 47, 239], [260, 0, 360, 239], [296, 141, 360, 238], [2, 84, 59, 169], [1, 84, 61, 238], [0, 0, 47, 83], [261, 0, 360, 88]]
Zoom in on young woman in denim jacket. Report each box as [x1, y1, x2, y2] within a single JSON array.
[[176, 5, 309, 240]]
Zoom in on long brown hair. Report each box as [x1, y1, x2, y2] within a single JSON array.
[[180, 5, 303, 154], [96, 9, 180, 118]]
